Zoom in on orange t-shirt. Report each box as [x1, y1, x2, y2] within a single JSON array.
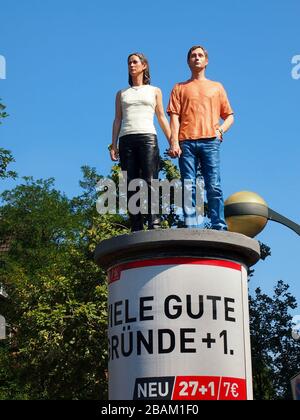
[[167, 79, 233, 141]]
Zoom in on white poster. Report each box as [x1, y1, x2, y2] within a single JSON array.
[[108, 257, 252, 400]]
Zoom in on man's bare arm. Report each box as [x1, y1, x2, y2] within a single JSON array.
[[169, 114, 182, 158]]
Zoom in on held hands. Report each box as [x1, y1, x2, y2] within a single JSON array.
[[168, 141, 182, 158]]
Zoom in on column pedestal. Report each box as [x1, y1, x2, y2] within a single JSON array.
[[95, 229, 260, 401]]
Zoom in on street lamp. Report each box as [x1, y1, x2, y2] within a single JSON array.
[[224, 191, 300, 238]]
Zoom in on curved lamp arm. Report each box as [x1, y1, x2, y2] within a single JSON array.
[[267, 208, 300, 236], [225, 203, 300, 236]]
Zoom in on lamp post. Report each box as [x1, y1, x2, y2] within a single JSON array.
[[224, 191, 300, 237]]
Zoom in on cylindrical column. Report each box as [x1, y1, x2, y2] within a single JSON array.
[[95, 229, 260, 401]]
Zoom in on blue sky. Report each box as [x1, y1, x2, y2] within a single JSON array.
[[0, 0, 299, 317]]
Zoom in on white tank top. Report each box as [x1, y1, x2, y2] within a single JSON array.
[[119, 85, 157, 137]]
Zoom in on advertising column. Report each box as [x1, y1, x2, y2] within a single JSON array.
[[95, 229, 260, 401]]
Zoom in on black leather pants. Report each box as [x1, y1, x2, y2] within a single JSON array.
[[119, 133, 160, 231]]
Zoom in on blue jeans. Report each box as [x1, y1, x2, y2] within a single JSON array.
[[179, 138, 227, 230]]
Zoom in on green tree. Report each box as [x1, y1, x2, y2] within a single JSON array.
[[0, 148, 17, 180], [0, 100, 8, 124], [1, 157, 299, 400], [159, 156, 185, 228], [0, 171, 126, 399], [250, 280, 300, 399], [0, 100, 17, 180]]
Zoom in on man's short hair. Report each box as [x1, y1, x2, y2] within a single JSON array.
[[187, 45, 209, 63]]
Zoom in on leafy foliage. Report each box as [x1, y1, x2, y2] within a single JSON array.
[[0, 171, 124, 399], [0, 100, 9, 123], [0, 101, 17, 180], [0, 156, 299, 400], [0, 148, 17, 180], [250, 281, 300, 399]]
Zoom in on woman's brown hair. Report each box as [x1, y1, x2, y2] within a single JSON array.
[[127, 52, 151, 86]]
